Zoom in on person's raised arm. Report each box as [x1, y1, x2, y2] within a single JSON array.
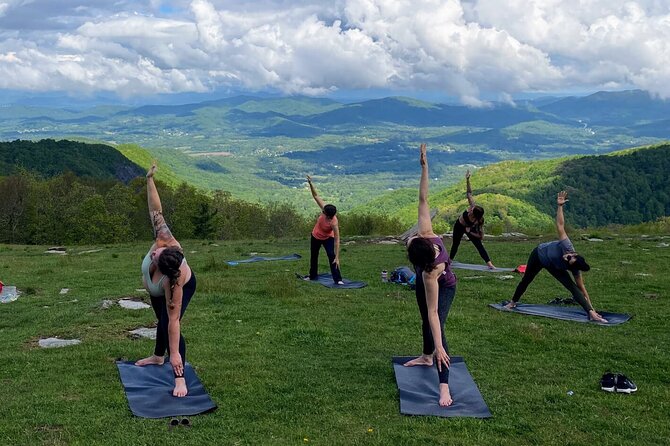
[[307, 175, 326, 210], [556, 191, 568, 241], [465, 169, 476, 208], [146, 162, 179, 248], [417, 144, 434, 237]]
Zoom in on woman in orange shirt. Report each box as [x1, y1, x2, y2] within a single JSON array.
[[305, 175, 343, 285]]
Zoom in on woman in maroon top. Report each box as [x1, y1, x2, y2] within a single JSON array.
[[405, 144, 458, 407]]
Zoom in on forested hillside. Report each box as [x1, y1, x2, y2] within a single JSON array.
[[1, 139, 669, 244], [0, 139, 144, 182], [356, 143, 670, 234], [530, 144, 670, 227], [0, 138, 402, 244]]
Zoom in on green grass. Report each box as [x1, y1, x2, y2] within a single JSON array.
[[0, 235, 669, 445]]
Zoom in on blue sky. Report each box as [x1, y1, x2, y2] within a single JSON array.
[[0, 0, 668, 106]]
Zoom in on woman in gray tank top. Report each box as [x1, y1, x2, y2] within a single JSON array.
[[134, 162, 196, 398]]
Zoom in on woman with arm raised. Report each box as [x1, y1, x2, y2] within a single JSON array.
[[404, 144, 458, 407], [135, 162, 197, 397]]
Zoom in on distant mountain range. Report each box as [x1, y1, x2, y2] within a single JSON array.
[[0, 90, 668, 212]]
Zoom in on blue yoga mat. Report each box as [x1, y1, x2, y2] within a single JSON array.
[[117, 361, 217, 418], [392, 356, 491, 418], [451, 261, 516, 272], [227, 253, 301, 266], [489, 303, 631, 325], [297, 273, 367, 289]]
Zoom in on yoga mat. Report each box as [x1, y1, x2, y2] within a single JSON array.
[[297, 273, 367, 289], [488, 303, 631, 326], [227, 253, 301, 266], [392, 356, 491, 418], [117, 361, 217, 418], [451, 261, 516, 272]]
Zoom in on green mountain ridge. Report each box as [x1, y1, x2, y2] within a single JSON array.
[[1, 139, 669, 235], [353, 143, 670, 232], [0, 139, 144, 183]]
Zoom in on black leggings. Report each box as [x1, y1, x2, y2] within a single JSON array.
[[309, 234, 342, 282], [449, 219, 491, 263], [415, 274, 456, 384], [151, 272, 196, 363], [512, 248, 593, 313]]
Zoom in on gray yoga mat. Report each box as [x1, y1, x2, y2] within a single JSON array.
[[117, 361, 217, 418], [392, 356, 491, 418], [297, 273, 367, 289], [227, 253, 301, 265], [489, 303, 631, 325], [451, 261, 516, 272]]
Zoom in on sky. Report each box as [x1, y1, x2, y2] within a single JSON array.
[[0, 0, 669, 106]]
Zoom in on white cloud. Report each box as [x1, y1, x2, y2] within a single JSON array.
[[0, 0, 668, 101]]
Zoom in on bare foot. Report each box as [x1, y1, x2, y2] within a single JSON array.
[[504, 301, 517, 310], [439, 383, 453, 407], [173, 377, 188, 397], [403, 354, 433, 367], [135, 354, 164, 366], [487, 261, 495, 269], [589, 310, 608, 324], [337, 281, 344, 285]]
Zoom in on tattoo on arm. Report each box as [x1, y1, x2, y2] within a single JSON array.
[[151, 211, 173, 241]]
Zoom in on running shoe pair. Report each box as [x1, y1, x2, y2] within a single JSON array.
[[600, 372, 637, 393]]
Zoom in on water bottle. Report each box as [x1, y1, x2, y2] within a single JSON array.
[[381, 270, 388, 282]]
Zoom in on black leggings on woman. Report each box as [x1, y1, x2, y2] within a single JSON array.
[[309, 235, 342, 282], [414, 273, 456, 384], [511, 248, 593, 313], [449, 219, 491, 262], [151, 272, 196, 363]]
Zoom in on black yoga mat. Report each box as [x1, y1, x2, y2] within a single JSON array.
[[451, 261, 516, 272], [227, 253, 301, 266], [392, 356, 491, 418], [489, 303, 631, 325], [297, 273, 367, 289], [117, 361, 217, 418]]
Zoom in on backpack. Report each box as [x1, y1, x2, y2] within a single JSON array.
[[390, 266, 416, 290]]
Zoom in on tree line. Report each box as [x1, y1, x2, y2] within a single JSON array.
[[528, 144, 670, 228], [0, 170, 403, 245]]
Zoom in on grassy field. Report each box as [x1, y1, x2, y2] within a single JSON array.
[[0, 234, 669, 445]]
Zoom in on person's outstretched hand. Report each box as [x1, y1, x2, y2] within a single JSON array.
[[146, 161, 157, 179], [419, 143, 427, 166], [170, 352, 184, 377], [557, 190, 569, 206], [465, 169, 471, 179], [434, 346, 450, 372], [306, 175, 312, 183]]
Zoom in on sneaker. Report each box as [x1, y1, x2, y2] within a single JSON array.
[[615, 374, 637, 393], [600, 372, 616, 392]]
